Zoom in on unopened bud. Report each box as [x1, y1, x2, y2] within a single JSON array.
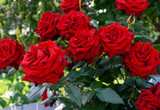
[[127, 15, 135, 25]]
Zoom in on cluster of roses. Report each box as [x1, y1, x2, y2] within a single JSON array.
[[0, 0, 159, 109]]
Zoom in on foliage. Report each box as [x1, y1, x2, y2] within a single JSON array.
[[0, 0, 160, 109]]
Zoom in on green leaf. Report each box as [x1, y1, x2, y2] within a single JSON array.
[[12, 91, 28, 103], [90, 81, 103, 89], [66, 84, 82, 107], [0, 98, 6, 108], [96, 88, 124, 104], [135, 76, 146, 89], [153, 44, 160, 51], [28, 83, 47, 102], [124, 78, 135, 86], [58, 97, 75, 108], [72, 61, 85, 70], [66, 71, 81, 80], [82, 90, 95, 105], [143, 7, 156, 16], [7, 68, 16, 77], [110, 55, 123, 66], [134, 35, 155, 42], [12, 82, 24, 93]]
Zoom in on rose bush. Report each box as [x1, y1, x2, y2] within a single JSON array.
[[1, 0, 160, 110]]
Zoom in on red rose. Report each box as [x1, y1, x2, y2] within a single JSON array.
[[21, 40, 69, 85], [56, 11, 93, 40], [60, 0, 84, 13], [0, 37, 25, 70], [98, 22, 134, 58], [36, 11, 60, 41], [124, 42, 160, 79], [135, 82, 160, 110], [41, 90, 56, 107], [115, 0, 150, 17], [67, 29, 103, 63]]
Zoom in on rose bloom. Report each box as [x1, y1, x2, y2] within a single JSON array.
[[124, 42, 160, 79], [98, 22, 134, 58], [67, 29, 103, 63], [21, 40, 69, 85], [56, 10, 93, 40], [0, 37, 25, 70], [60, 0, 84, 13], [41, 90, 56, 107], [36, 11, 60, 41], [135, 82, 160, 110], [115, 0, 150, 17]]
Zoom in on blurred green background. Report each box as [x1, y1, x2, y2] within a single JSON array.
[[0, 0, 159, 109]]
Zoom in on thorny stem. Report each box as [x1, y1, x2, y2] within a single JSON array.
[[21, 39, 29, 50], [79, 0, 82, 11], [124, 67, 128, 78], [60, 78, 68, 84], [127, 24, 132, 30]]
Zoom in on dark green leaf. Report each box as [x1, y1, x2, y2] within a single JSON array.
[[82, 90, 95, 105], [124, 78, 135, 86], [66, 71, 81, 80], [135, 76, 146, 89], [90, 81, 103, 89], [12, 82, 24, 93], [66, 84, 82, 107], [7, 68, 17, 77], [72, 61, 85, 70], [143, 7, 156, 16], [0, 98, 6, 108], [28, 83, 47, 102], [96, 88, 124, 104], [58, 97, 75, 108], [153, 44, 160, 51], [110, 55, 123, 66]]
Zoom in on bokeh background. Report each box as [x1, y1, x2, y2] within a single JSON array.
[[0, 0, 160, 108]]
